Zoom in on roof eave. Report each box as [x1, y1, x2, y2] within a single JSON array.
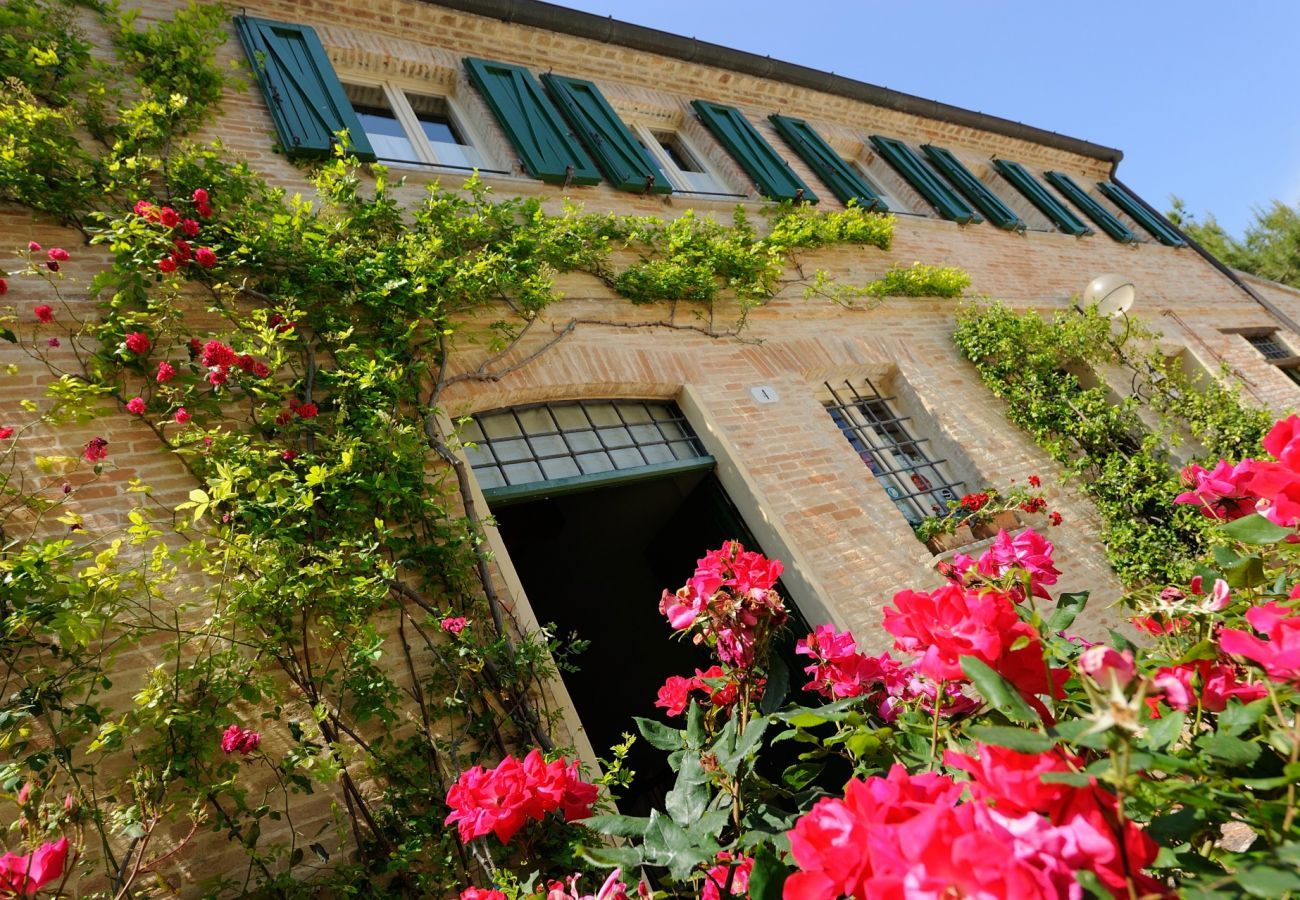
[[420, 0, 1123, 165]]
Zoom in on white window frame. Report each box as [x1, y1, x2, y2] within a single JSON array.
[[339, 74, 495, 173], [632, 124, 739, 197]]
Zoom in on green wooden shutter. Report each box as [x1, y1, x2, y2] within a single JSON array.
[[1096, 182, 1187, 247], [234, 16, 374, 161], [992, 160, 1092, 236], [869, 136, 980, 224], [540, 73, 669, 193], [921, 145, 1021, 231], [1043, 172, 1135, 243], [691, 101, 816, 202], [769, 115, 885, 210], [464, 57, 600, 185]]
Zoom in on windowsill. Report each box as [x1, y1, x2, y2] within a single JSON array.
[[372, 157, 512, 177]]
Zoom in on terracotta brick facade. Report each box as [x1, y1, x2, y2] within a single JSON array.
[[4, 0, 1298, 891]]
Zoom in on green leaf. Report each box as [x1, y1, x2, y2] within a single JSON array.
[[716, 716, 769, 776], [0, 328, 15, 343], [782, 761, 824, 791], [960, 656, 1039, 724], [579, 844, 644, 871], [1142, 710, 1185, 751], [1046, 591, 1089, 633], [1236, 865, 1300, 897], [664, 754, 711, 827], [748, 843, 793, 900], [773, 696, 860, 726], [967, 725, 1055, 753], [1217, 699, 1269, 737], [760, 654, 790, 715], [1195, 732, 1261, 767], [1221, 513, 1294, 545], [583, 813, 651, 838], [686, 700, 705, 749], [635, 716, 683, 752]]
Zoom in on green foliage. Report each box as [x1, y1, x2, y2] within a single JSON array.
[[953, 300, 1269, 585], [1169, 195, 1300, 288]]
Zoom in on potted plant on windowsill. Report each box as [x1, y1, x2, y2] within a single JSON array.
[[913, 475, 1060, 554]]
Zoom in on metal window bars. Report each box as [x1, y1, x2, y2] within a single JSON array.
[[823, 378, 966, 525], [1247, 332, 1290, 360], [461, 399, 708, 491]]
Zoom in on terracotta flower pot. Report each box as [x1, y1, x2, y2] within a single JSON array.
[[972, 510, 1019, 540], [925, 524, 976, 554]]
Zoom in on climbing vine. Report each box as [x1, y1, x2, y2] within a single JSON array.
[[0, 0, 979, 895], [953, 301, 1271, 586]]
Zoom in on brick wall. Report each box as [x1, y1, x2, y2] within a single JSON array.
[[4, 0, 1297, 892]]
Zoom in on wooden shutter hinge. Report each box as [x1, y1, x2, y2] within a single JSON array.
[[642, 175, 656, 194], [562, 165, 575, 190]]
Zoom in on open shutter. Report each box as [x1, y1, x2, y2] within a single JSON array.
[[234, 16, 374, 161], [869, 136, 979, 224], [992, 160, 1092, 236], [921, 145, 1021, 231], [1043, 172, 1135, 243], [691, 101, 816, 202], [769, 115, 885, 210], [1097, 182, 1187, 247], [464, 57, 600, 185], [540, 74, 669, 193]]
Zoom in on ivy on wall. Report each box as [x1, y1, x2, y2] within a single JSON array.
[[953, 301, 1272, 586]]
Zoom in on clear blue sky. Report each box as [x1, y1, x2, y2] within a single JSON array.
[[556, 0, 1300, 238]]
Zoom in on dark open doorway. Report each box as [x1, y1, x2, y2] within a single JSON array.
[[491, 466, 806, 816]]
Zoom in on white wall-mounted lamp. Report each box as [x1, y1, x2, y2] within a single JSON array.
[[1081, 273, 1137, 318]]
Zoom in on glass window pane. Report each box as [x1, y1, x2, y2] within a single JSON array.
[[563, 430, 602, 453], [610, 447, 645, 469], [474, 466, 506, 490], [540, 456, 581, 479], [641, 443, 673, 464], [481, 414, 522, 439], [576, 452, 614, 475], [516, 407, 555, 434], [343, 83, 417, 161], [553, 405, 589, 430], [502, 461, 543, 485], [583, 403, 620, 427], [492, 438, 531, 463]]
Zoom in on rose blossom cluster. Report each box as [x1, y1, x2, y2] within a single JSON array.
[[194, 338, 270, 387], [655, 664, 758, 716], [1176, 413, 1300, 527], [786, 752, 1165, 900], [221, 724, 261, 755], [132, 190, 217, 274], [658, 541, 787, 668], [0, 837, 70, 895], [444, 749, 598, 844], [794, 624, 975, 721], [462, 868, 638, 900]]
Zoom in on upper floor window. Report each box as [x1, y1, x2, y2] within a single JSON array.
[[342, 81, 489, 171], [1243, 331, 1300, 386], [822, 378, 965, 525], [635, 126, 738, 197]]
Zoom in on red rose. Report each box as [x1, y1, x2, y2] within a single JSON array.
[[296, 402, 318, 419], [208, 368, 228, 386], [124, 331, 151, 355], [252, 361, 271, 378], [187, 337, 202, 357], [27, 241, 40, 252], [83, 436, 108, 462], [47, 248, 69, 262], [175, 407, 191, 424], [0, 427, 13, 440], [46, 260, 59, 272], [274, 410, 293, 426], [182, 218, 200, 237], [201, 340, 236, 368], [47, 338, 59, 347], [196, 202, 213, 218], [192, 188, 209, 205], [156, 361, 176, 382], [0, 278, 7, 295], [126, 397, 146, 415], [158, 256, 177, 273], [172, 240, 191, 261], [159, 207, 180, 228], [195, 247, 217, 268], [236, 354, 256, 374], [133, 200, 154, 217], [34, 305, 53, 323]]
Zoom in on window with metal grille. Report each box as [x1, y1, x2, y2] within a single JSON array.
[[823, 379, 965, 525], [1247, 332, 1290, 360], [462, 399, 710, 495]]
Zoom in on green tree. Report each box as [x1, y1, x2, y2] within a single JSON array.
[[1168, 195, 1300, 287]]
